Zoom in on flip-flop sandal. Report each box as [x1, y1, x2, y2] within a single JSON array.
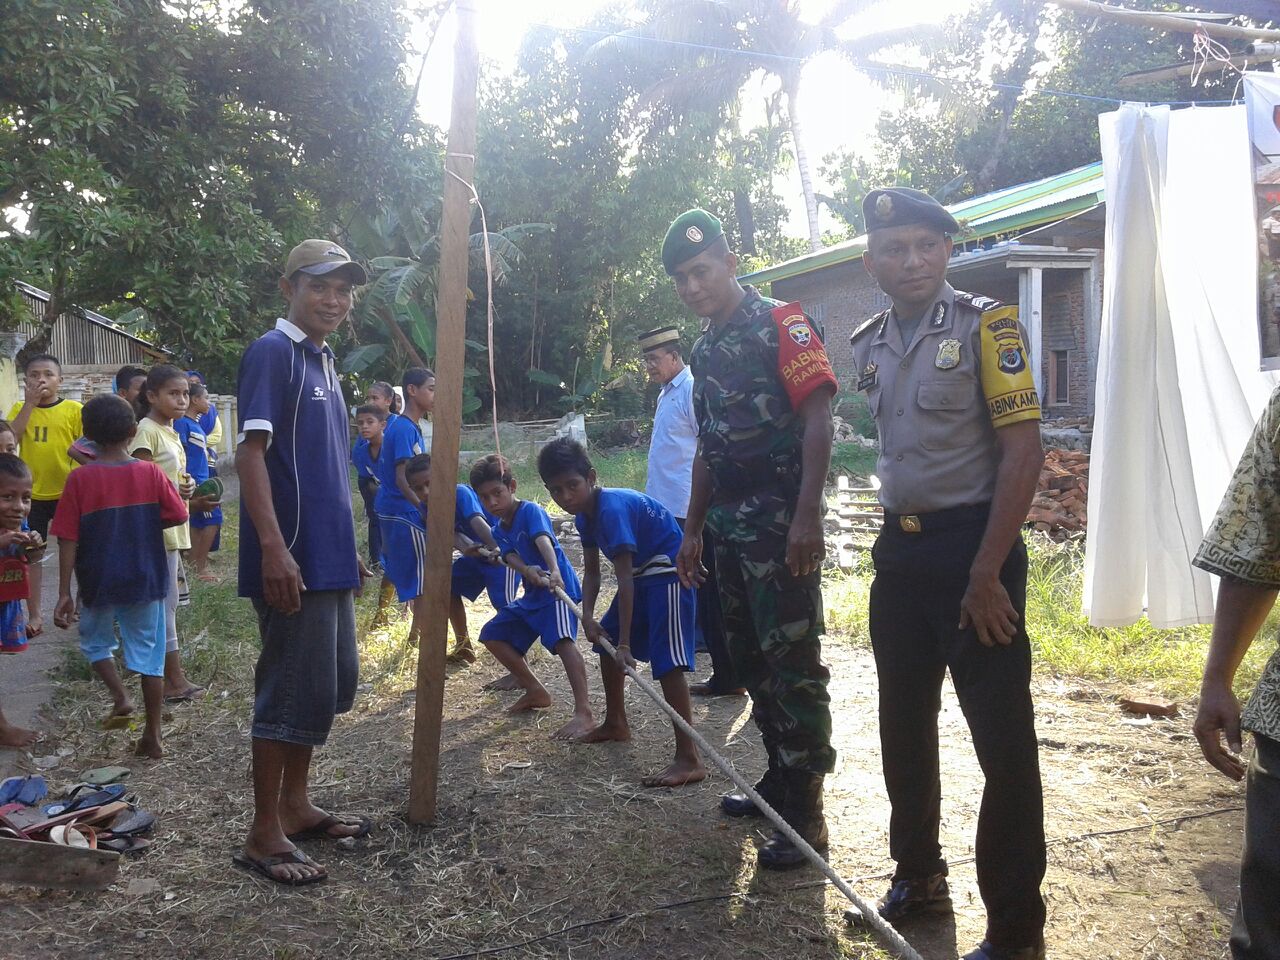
[[42, 782, 128, 816], [0, 776, 48, 806], [101, 713, 135, 730], [285, 814, 373, 843], [163, 686, 205, 704], [102, 807, 155, 838], [232, 849, 328, 886], [100, 835, 151, 855], [49, 823, 97, 849], [81, 766, 130, 786]]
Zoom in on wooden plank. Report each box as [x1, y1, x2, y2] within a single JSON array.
[[0, 836, 119, 891], [408, 0, 480, 826]]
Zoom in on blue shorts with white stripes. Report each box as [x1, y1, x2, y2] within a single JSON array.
[[598, 575, 696, 679], [379, 509, 427, 603], [451, 553, 520, 611], [480, 598, 578, 656]]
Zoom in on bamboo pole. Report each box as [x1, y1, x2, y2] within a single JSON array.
[[1053, 0, 1280, 42], [408, 0, 479, 825]]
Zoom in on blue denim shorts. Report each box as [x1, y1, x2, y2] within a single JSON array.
[[251, 590, 357, 746], [79, 601, 166, 677]]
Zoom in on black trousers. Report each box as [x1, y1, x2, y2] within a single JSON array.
[[1232, 732, 1280, 959], [357, 477, 382, 567], [870, 519, 1046, 949], [677, 519, 738, 691]]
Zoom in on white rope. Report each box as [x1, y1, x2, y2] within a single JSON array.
[[446, 165, 502, 457], [535, 579, 925, 960]]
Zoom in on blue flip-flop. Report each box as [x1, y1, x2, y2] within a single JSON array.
[[0, 776, 47, 806], [41, 782, 127, 817]]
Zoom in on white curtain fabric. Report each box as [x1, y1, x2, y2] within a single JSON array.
[[1084, 103, 1277, 628]]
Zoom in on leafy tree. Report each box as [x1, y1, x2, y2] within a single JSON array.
[[818, 0, 1242, 225], [583, 0, 935, 252], [0, 0, 440, 381]]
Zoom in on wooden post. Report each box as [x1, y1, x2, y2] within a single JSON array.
[[408, 0, 479, 825]]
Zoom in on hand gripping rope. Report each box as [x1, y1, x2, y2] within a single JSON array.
[[537, 577, 925, 960]]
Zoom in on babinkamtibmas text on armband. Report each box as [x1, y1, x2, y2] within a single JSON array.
[[772, 303, 838, 409], [978, 305, 1041, 426]]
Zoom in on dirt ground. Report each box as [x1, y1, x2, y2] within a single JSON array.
[[1, 579, 1250, 960]]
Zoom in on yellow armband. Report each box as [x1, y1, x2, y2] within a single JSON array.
[[978, 306, 1041, 427]]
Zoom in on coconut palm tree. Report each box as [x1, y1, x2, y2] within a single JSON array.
[[589, 0, 937, 252]]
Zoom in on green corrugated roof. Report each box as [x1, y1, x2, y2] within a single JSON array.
[[740, 161, 1105, 286]]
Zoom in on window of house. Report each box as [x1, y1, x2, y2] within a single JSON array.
[[1048, 349, 1070, 406]]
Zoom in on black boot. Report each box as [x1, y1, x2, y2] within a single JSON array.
[[721, 764, 783, 818], [757, 771, 828, 871], [721, 740, 781, 818]]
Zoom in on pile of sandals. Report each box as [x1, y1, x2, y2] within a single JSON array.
[[0, 773, 156, 854]]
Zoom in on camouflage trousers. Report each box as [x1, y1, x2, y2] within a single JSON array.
[[711, 520, 835, 775]]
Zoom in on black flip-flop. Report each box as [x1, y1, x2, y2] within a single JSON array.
[[232, 849, 328, 886], [286, 814, 373, 843], [163, 685, 205, 704]]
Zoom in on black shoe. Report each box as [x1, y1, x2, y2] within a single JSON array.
[[690, 679, 748, 697], [721, 767, 783, 818], [961, 939, 1045, 960], [876, 873, 952, 924], [757, 772, 828, 871]]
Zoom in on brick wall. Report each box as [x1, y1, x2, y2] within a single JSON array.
[[772, 264, 890, 380], [1040, 271, 1092, 418]]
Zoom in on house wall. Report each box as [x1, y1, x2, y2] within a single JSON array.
[[1040, 271, 1093, 418]]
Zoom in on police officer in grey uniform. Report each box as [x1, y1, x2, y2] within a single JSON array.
[[852, 188, 1048, 960]]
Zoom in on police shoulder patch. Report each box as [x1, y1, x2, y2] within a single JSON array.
[[850, 310, 888, 344], [953, 290, 1004, 313]]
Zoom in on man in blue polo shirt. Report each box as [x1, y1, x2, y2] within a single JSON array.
[[233, 239, 373, 887]]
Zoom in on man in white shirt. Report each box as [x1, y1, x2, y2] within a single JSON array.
[[640, 326, 743, 697]]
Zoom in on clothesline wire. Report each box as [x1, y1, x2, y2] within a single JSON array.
[[525, 19, 1238, 108]]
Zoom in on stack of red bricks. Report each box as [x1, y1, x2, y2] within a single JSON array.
[[1026, 448, 1089, 539]]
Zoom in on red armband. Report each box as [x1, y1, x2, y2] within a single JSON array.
[[772, 303, 838, 409]]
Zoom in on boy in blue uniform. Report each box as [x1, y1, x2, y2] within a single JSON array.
[[374, 368, 435, 635], [350, 404, 386, 569], [539, 437, 705, 788], [175, 383, 222, 583], [470, 454, 594, 739], [401, 454, 520, 666]]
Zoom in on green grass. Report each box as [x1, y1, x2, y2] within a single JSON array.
[[822, 533, 1275, 700]]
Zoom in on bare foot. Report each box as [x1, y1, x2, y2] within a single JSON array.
[[484, 673, 521, 692], [579, 720, 632, 744], [552, 710, 595, 740], [134, 735, 163, 759], [0, 721, 38, 748], [641, 757, 707, 788], [197, 572, 221, 584], [507, 687, 553, 713]]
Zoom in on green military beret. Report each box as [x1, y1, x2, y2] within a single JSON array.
[[662, 209, 724, 275], [862, 187, 960, 235]]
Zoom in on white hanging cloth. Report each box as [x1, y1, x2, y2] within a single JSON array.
[[1083, 103, 1277, 628]]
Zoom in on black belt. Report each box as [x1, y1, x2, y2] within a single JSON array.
[[882, 502, 990, 534]]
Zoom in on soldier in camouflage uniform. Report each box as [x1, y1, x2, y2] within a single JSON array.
[[664, 208, 838, 871]]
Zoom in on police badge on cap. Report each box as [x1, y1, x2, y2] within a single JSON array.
[[863, 187, 961, 235]]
